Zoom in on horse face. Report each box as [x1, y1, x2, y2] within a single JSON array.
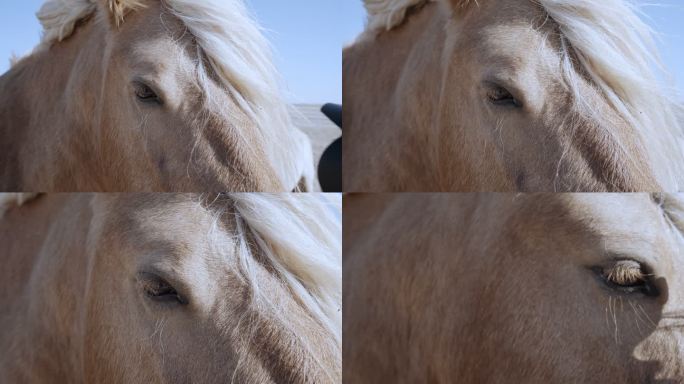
[[94, 2, 289, 191], [489, 194, 684, 382], [82, 195, 335, 383], [439, 0, 660, 191], [343, 194, 683, 382]]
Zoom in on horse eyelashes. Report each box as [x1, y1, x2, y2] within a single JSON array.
[[487, 85, 521, 108], [603, 261, 645, 287], [599, 260, 657, 296], [140, 273, 186, 304], [145, 280, 175, 296], [133, 82, 162, 104]]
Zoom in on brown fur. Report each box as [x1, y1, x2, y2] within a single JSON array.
[[344, 1, 663, 192], [0, 2, 293, 192], [0, 194, 340, 383], [344, 193, 684, 383]]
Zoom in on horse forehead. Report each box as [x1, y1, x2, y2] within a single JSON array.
[[101, 195, 231, 254], [100, 196, 244, 297], [129, 38, 187, 69], [559, 194, 665, 243], [459, 4, 560, 87], [463, 0, 548, 44], [121, 1, 187, 40], [116, 5, 196, 75], [472, 22, 558, 92], [130, 199, 210, 231], [125, 34, 197, 81]]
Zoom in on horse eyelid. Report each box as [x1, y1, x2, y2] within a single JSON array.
[[590, 261, 659, 297], [138, 272, 187, 304], [605, 254, 657, 275], [482, 81, 523, 108], [132, 79, 164, 105]]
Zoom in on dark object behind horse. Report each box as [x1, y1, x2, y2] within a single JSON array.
[[318, 103, 342, 192]]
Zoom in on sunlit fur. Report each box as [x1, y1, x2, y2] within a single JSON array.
[[363, 0, 426, 31], [0, 193, 341, 382], [0, 193, 341, 335], [31, 0, 310, 190], [344, 193, 684, 382], [356, 0, 684, 191], [603, 260, 645, 286], [228, 193, 342, 342]]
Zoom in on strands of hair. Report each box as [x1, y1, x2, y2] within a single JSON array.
[[36, 0, 97, 45], [363, 0, 684, 190], [108, 0, 145, 26], [227, 194, 342, 343], [163, 0, 301, 187], [35, 0, 303, 189], [363, 0, 477, 32], [604, 260, 646, 286], [364, 0, 429, 31], [541, 0, 683, 191], [201, 193, 340, 382]]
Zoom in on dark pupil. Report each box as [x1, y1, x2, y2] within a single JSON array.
[[487, 85, 522, 108], [136, 84, 157, 100], [148, 280, 176, 297], [490, 87, 513, 101]]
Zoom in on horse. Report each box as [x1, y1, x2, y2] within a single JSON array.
[[344, 193, 684, 383], [343, 0, 684, 192], [0, 0, 314, 192], [0, 193, 341, 383]]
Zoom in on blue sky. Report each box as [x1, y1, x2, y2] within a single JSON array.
[[639, 2, 684, 99], [0, 1, 681, 102], [248, 1, 365, 103]]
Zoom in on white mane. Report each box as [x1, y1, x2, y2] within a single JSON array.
[[364, 0, 430, 32], [363, 0, 684, 190], [36, 0, 306, 189], [228, 193, 342, 342], [541, 0, 684, 190]]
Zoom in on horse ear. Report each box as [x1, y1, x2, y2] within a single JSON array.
[[102, 0, 146, 26]]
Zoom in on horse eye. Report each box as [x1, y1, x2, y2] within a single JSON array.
[[600, 260, 656, 296], [487, 86, 521, 108], [134, 82, 161, 104], [140, 273, 186, 304]]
